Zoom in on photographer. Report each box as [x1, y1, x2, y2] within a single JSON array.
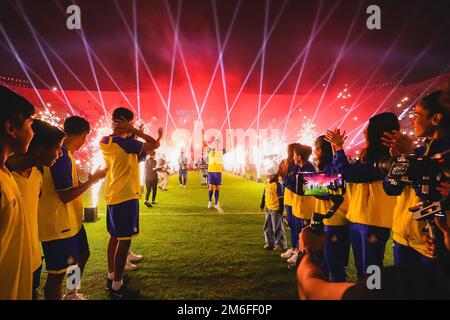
[[313, 136, 351, 282], [382, 90, 450, 265], [296, 211, 450, 299], [326, 112, 400, 278]]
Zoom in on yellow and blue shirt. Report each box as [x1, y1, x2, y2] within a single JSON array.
[[315, 191, 350, 227], [333, 150, 396, 228], [262, 180, 284, 211], [38, 146, 83, 242], [207, 147, 225, 173], [0, 167, 33, 300], [100, 136, 146, 205], [285, 162, 317, 219], [12, 167, 43, 272]]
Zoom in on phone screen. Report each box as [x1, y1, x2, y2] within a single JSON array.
[[302, 172, 345, 196]]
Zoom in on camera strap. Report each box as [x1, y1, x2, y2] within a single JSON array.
[[424, 138, 434, 157]]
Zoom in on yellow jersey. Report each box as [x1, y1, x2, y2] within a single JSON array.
[[207, 148, 223, 173], [315, 191, 350, 226], [264, 181, 283, 211], [391, 186, 448, 258], [292, 194, 315, 220], [38, 146, 83, 242], [12, 167, 43, 272], [0, 167, 33, 300], [346, 181, 397, 228], [284, 188, 294, 207], [100, 136, 146, 205]]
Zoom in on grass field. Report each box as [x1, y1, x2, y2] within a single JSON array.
[[40, 171, 393, 300]]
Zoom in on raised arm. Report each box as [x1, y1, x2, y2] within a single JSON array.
[[114, 119, 163, 152]]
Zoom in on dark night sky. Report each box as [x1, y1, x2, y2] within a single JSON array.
[[0, 0, 449, 94]]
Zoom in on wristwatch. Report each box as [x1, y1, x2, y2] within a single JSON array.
[[296, 248, 323, 268]]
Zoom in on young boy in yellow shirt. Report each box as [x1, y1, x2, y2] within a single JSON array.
[[0, 85, 35, 300]]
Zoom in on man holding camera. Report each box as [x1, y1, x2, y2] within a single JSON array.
[[296, 90, 450, 299], [381, 90, 450, 265], [296, 210, 450, 299]]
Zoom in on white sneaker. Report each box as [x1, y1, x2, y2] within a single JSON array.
[[207, 201, 212, 209], [128, 251, 143, 263], [214, 203, 223, 212], [280, 248, 293, 259], [125, 260, 138, 271], [183, 185, 186, 188], [62, 292, 87, 300], [287, 252, 298, 268]]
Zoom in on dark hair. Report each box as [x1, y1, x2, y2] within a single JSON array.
[[293, 144, 312, 164], [112, 107, 134, 122], [64, 116, 90, 135], [360, 112, 399, 162], [420, 90, 450, 132], [315, 135, 333, 171], [278, 143, 301, 177], [0, 85, 35, 134], [28, 119, 65, 151]]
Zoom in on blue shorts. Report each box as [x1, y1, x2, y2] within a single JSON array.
[[207, 172, 222, 185], [42, 226, 89, 274], [33, 265, 42, 292], [107, 199, 140, 240]]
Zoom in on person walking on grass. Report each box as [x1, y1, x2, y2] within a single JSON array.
[[197, 153, 208, 186], [156, 153, 169, 191], [144, 151, 158, 207], [178, 150, 188, 188]]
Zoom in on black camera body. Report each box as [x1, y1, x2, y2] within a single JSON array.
[[376, 150, 450, 259], [377, 154, 444, 185]]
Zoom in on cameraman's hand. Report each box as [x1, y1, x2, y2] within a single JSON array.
[[437, 182, 450, 197], [424, 214, 450, 256], [299, 226, 327, 253], [381, 130, 413, 156]]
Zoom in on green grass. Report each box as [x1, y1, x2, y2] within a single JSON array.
[[40, 171, 393, 299]]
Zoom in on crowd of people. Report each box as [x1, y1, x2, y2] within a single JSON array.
[[0, 84, 230, 300], [1, 82, 449, 300], [259, 87, 450, 299]]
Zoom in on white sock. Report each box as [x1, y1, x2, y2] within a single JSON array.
[[108, 272, 114, 280], [112, 280, 123, 291]]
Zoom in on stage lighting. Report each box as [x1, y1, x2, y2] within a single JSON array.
[[52, 86, 57, 91]]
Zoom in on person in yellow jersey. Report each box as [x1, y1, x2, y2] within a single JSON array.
[[39, 116, 107, 300], [100, 107, 162, 300], [313, 135, 350, 282], [0, 85, 35, 300], [260, 165, 286, 252], [279, 143, 301, 260], [287, 144, 317, 268], [202, 129, 226, 212], [382, 91, 450, 266], [326, 112, 400, 279], [6, 119, 65, 299]]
